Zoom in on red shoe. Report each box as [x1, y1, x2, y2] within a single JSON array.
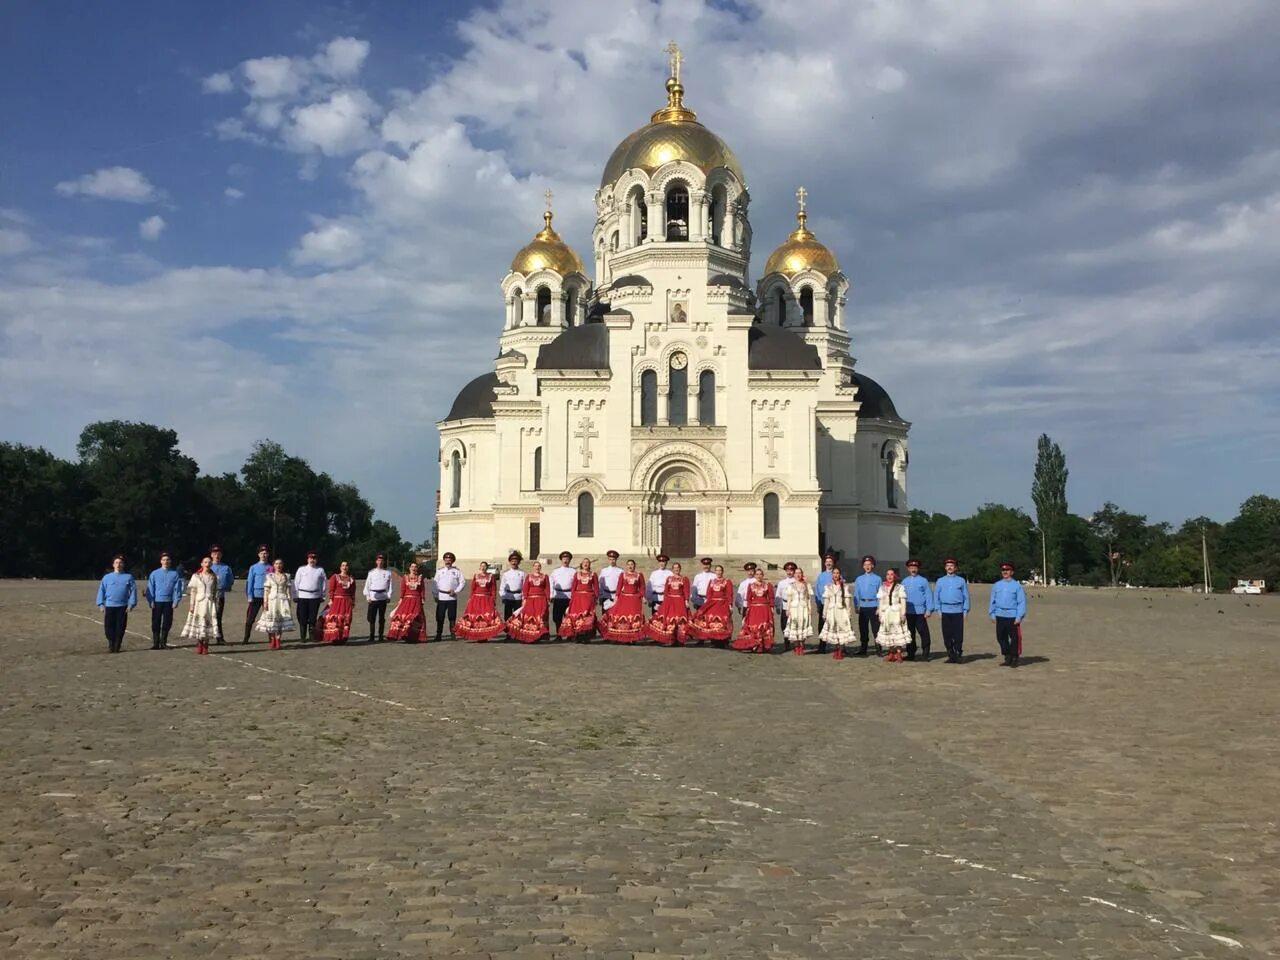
[[833, 646, 845, 660], [793, 643, 805, 656]]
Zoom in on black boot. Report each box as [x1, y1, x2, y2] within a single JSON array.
[[152, 634, 161, 650], [920, 645, 930, 662]]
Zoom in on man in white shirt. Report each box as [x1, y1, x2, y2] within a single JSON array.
[[691, 556, 716, 609], [647, 554, 673, 613], [500, 551, 526, 621], [433, 551, 466, 640], [775, 561, 797, 635], [597, 549, 624, 611], [549, 551, 576, 632], [363, 552, 394, 642], [293, 551, 327, 642], [735, 562, 757, 616]]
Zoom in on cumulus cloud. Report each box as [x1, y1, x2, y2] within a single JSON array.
[[55, 166, 160, 203], [314, 37, 370, 78], [224, 186, 245, 201], [287, 89, 379, 155], [138, 215, 166, 241], [291, 220, 364, 266], [201, 71, 234, 93]]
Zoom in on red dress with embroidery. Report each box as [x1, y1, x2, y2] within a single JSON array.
[[557, 571, 598, 638], [688, 577, 734, 642], [731, 581, 776, 652], [455, 573, 505, 641], [646, 574, 692, 645], [599, 571, 646, 643], [319, 573, 356, 643], [506, 573, 549, 643], [386, 574, 426, 642]]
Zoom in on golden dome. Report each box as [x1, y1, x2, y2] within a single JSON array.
[[763, 188, 839, 277], [599, 49, 744, 187], [510, 209, 584, 276]]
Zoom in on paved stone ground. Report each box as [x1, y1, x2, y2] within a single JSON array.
[[1, 580, 1276, 958]]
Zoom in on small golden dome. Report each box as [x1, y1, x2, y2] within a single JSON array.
[[510, 209, 585, 276], [763, 187, 839, 277], [599, 44, 744, 187]]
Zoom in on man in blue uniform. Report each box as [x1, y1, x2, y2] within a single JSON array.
[[852, 555, 882, 656], [814, 552, 837, 651], [243, 544, 270, 644], [901, 559, 933, 661], [144, 552, 183, 649], [933, 557, 970, 662], [209, 544, 234, 644], [989, 561, 1028, 667], [95, 555, 137, 654]]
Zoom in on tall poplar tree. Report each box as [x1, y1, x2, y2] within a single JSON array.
[[1031, 433, 1069, 581]]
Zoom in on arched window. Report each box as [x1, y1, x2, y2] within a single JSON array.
[[827, 284, 837, 326], [640, 370, 657, 426], [609, 230, 619, 252], [774, 288, 787, 326], [629, 186, 647, 245], [511, 288, 523, 327], [709, 184, 727, 246], [532, 446, 542, 492], [564, 286, 578, 325], [763, 492, 780, 539], [800, 286, 814, 325], [698, 370, 716, 425], [577, 491, 594, 537], [665, 184, 689, 240], [449, 451, 462, 509], [885, 450, 898, 509], [536, 287, 552, 325], [668, 356, 688, 426]]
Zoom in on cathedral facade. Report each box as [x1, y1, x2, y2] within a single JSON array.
[[437, 51, 909, 570]]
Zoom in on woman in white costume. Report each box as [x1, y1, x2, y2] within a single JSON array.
[[875, 567, 912, 662], [818, 568, 856, 659], [783, 568, 815, 651], [180, 555, 220, 655], [257, 558, 296, 650]]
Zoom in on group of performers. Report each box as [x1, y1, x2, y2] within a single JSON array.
[[96, 545, 1029, 667]]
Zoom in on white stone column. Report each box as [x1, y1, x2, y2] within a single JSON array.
[[690, 192, 706, 241], [648, 192, 664, 242]]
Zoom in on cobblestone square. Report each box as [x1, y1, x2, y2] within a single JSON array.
[[2, 581, 1276, 958]]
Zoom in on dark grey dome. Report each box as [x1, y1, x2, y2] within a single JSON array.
[[853, 372, 904, 421], [610, 274, 650, 289], [535, 323, 610, 370], [443, 372, 499, 421], [586, 299, 611, 322], [746, 325, 822, 371], [708, 273, 746, 289]]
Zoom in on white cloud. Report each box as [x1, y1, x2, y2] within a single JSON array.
[[55, 166, 160, 203], [242, 55, 308, 100], [287, 89, 379, 155], [314, 37, 370, 78], [201, 71, 234, 93], [138, 215, 167, 241], [0, 228, 33, 256], [224, 186, 245, 201], [291, 220, 364, 266]]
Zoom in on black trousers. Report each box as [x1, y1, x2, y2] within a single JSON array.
[[244, 597, 263, 641], [906, 611, 931, 657], [551, 597, 570, 631], [857, 607, 880, 649], [366, 599, 388, 638], [214, 594, 226, 641], [995, 617, 1020, 658], [150, 602, 174, 647], [435, 598, 458, 638], [296, 597, 321, 640], [940, 612, 965, 658], [103, 607, 128, 652], [502, 599, 521, 620]]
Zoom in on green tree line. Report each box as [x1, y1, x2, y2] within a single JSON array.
[[1, 421, 414, 578]]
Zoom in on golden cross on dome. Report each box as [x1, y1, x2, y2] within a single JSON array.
[[796, 186, 808, 214], [795, 185, 809, 229], [544, 187, 554, 212], [665, 40, 683, 83]]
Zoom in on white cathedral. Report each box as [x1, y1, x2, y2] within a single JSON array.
[[436, 48, 910, 571]]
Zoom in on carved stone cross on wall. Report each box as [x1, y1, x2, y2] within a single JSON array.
[[759, 417, 783, 468], [575, 417, 599, 468]]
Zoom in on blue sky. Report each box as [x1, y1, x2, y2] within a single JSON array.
[[2, 0, 1277, 544]]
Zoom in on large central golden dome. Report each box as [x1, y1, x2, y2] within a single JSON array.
[[600, 66, 743, 187]]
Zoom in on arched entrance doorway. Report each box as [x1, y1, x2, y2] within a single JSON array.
[[656, 467, 698, 557]]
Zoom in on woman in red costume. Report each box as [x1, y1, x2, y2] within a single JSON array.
[[688, 563, 734, 645], [506, 560, 550, 643], [646, 561, 692, 645], [319, 560, 356, 643], [599, 559, 647, 644], [731, 567, 776, 653], [386, 561, 427, 643], [456, 561, 506, 641], [557, 558, 599, 641]]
